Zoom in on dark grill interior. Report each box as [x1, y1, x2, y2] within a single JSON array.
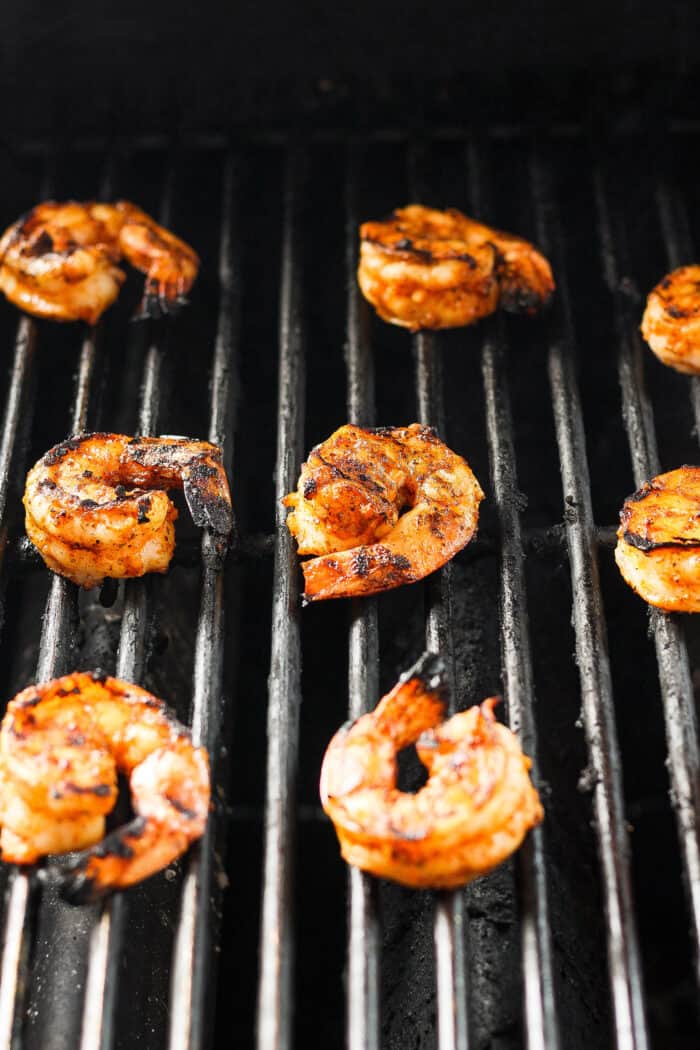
[[0, 76, 699, 1049]]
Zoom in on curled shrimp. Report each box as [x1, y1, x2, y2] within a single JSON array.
[[358, 204, 555, 331], [641, 266, 700, 374], [615, 465, 700, 612], [320, 653, 543, 888], [0, 672, 209, 902], [0, 200, 199, 324], [23, 432, 232, 588], [283, 423, 484, 601]]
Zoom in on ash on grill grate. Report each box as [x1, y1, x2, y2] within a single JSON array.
[[0, 78, 699, 1050]]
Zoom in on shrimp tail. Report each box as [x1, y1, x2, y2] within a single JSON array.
[[496, 252, 554, 315], [132, 289, 189, 323], [54, 816, 149, 904], [182, 474, 234, 535], [399, 651, 448, 698]]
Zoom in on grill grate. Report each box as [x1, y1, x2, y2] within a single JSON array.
[[0, 90, 699, 1050]]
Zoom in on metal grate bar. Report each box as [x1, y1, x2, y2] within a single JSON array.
[[344, 143, 381, 1050], [414, 332, 469, 1050], [168, 147, 239, 1050], [0, 151, 111, 1047], [0, 157, 55, 581], [410, 133, 469, 1050], [593, 161, 700, 986], [79, 158, 176, 1050], [468, 138, 560, 1050], [0, 322, 97, 1050], [256, 147, 305, 1050], [531, 148, 650, 1049], [0, 319, 37, 552]]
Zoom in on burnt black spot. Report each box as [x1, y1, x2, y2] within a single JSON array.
[[82, 470, 93, 479], [625, 483, 653, 504], [114, 484, 127, 500], [387, 551, 411, 571], [43, 437, 85, 467], [352, 549, 370, 577], [80, 499, 99, 509], [137, 497, 152, 524], [166, 796, 197, 820], [456, 252, 477, 267], [29, 230, 54, 256], [65, 782, 112, 797], [89, 669, 109, 684], [666, 306, 688, 319], [189, 462, 219, 479], [39, 478, 58, 490], [56, 686, 81, 697], [303, 477, 318, 499], [395, 237, 413, 250], [20, 694, 43, 709], [500, 284, 547, 314], [623, 530, 700, 552]]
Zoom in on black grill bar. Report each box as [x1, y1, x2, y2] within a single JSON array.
[[531, 148, 650, 1049], [0, 319, 36, 590], [167, 147, 239, 1050], [78, 159, 174, 1050], [0, 323, 96, 1050], [414, 331, 469, 1050], [344, 143, 381, 1050], [409, 139, 469, 1050], [256, 147, 305, 1050], [468, 139, 560, 1050], [592, 159, 700, 986]]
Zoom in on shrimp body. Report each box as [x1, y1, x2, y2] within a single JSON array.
[[24, 432, 232, 588], [0, 672, 209, 901], [283, 423, 484, 601], [641, 266, 700, 374], [0, 201, 199, 324], [615, 466, 700, 612], [358, 205, 554, 331], [320, 653, 543, 889]]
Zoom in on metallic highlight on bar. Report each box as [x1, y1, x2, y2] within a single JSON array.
[[256, 147, 305, 1050], [533, 146, 650, 1049]]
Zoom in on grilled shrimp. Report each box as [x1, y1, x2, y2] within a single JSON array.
[[283, 423, 484, 601], [0, 672, 209, 902], [641, 266, 700, 374], [321, 653, 543, 889], [0, 200, 199, 324], [358, 204, 555, 331], [24, 432, 232, 588], [615, 466, 700, 612]]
